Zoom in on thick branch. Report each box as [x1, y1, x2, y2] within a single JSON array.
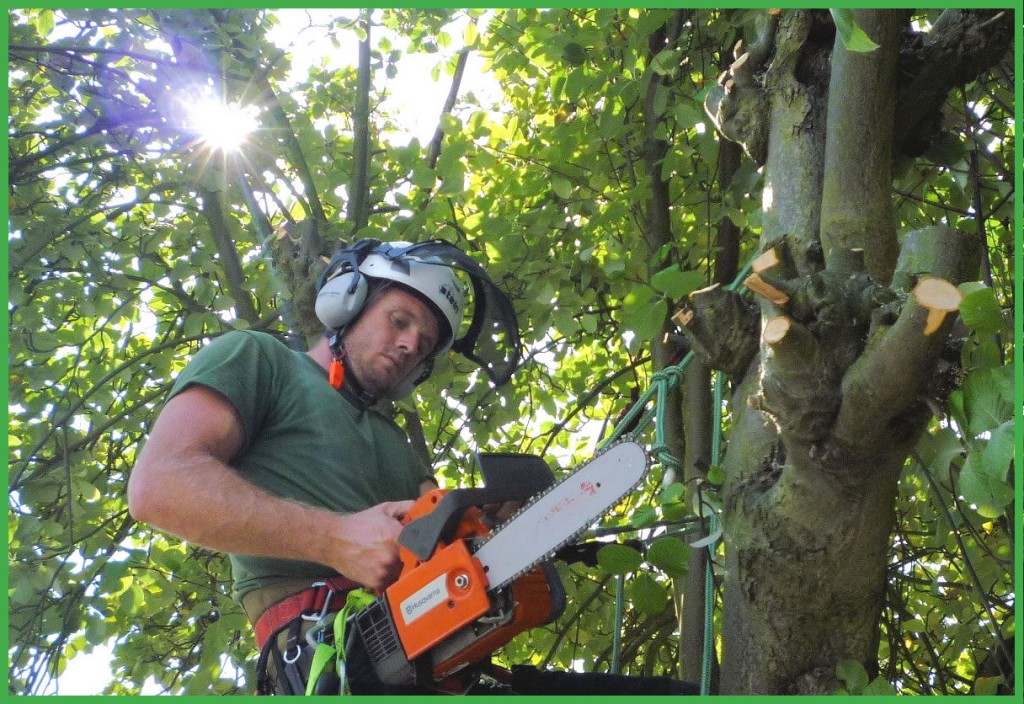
[[912, 277, 963, 336], [270, 219, 333, 344], [641, 11, 689, 259], [758, 10, 832, 259], [199, 185, 259, 323], [703, 10, 778, 165], [891, 225, 981, 294], [254, 76, 328, 231], [755, 315, 838, 445], [820, 9, 907, 285], [673, 284, 759, 381], [893, 10, 1014, 157], [833, 279, 956, 452], [6, 42, 245, 78], [833, 225, 972, 450]]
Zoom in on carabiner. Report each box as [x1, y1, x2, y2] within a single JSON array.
[[304, 613, 334, 648], [282, 642, 303, 665], [302, 581, 335, 623]]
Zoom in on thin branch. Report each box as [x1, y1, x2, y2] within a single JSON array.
[[426, 48, 469, 169]]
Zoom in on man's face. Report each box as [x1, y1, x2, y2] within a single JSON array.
[[343, 287, 441, 396]]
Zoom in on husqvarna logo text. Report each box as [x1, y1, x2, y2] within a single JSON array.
[[400, 574, 449, 625]]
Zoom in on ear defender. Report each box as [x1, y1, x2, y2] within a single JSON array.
[[315, 268, 369, 329]]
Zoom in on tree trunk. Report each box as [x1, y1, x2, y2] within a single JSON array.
[[701, 10, 989, 693]]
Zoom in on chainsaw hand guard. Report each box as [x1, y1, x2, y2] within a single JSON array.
[[398, 452, 555, 561]]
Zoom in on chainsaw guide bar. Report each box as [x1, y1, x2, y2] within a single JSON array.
[[472, 440, 649, 591]]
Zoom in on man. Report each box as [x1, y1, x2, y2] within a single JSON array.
[[129, 238, 696, 695], [129, 239, 533, 693]]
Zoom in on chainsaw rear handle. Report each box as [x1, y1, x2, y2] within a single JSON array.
[[398, 452, 555, 561]]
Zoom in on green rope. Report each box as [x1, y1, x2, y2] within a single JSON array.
[[597, 255, 755, 694], [701, 370, 725, 696]]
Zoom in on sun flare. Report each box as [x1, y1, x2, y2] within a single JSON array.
[[187, 98, 259, 152]]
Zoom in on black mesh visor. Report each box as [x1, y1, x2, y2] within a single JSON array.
[[378, 240, 521, 387]]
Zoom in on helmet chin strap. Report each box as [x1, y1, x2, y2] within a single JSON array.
[[327, 332, 347, 390], [327, 331, 390, 405]]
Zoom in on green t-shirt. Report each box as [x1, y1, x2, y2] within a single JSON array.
[[168, 330, 432, 602]]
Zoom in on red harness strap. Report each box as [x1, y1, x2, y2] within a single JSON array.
[[253, 576, 359, 650]]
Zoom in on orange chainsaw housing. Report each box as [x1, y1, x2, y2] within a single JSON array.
[[382, 487, 561, 682]]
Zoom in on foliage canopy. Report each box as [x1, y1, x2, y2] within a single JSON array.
[[7, 7, 1016, 696]]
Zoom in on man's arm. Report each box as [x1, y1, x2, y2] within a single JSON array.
[[127, 385, 412, 591]]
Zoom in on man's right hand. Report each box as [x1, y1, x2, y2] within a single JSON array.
[[324, 501, 414, 592]]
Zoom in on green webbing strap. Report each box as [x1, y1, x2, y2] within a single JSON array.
[[304, 588, 377, 696], [304, 643, 336, 696]]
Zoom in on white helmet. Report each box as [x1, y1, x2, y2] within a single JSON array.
[[315, 238, 521, 398], [316, 241, 466, 354]]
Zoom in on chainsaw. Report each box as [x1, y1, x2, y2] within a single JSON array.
[[346, 440, 648, 692]]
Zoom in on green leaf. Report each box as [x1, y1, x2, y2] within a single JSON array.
[[673, 101, 704, 128], [923, 132, 967, 167], [660, 482, 686, 504], [562, 42, 586, 66], [959, 421, 1014, 518], [863, 677, 897, 695], [439, 113, 461, 135], [830, 9, 880, 52], [596, 542, 643, 575], [836, 658, 869, 694], [974, 676, 1005, 696], [982, 420, 1015, 482], [34, 9, 55, 37], [551, 174, 573, 199], [961, 366, 1013, 437], [621, 289, 667, 344], [662, 502, 687, 522], [629, 573, 669, 614], [412, 162, 436, 188], [915, 427, 964, 474], [958, 284, 1004, 335], [963, 336, 1004, 371], [646, 535, 690, 578], [463, 21, 479, 48], [650, 264, 704, 298], [706, 464, 725, 486], [631, 506, 659, 528], [651, 48, 679, 76]]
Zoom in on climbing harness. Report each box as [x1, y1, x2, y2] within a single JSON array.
[[252, 576, 359, 695]]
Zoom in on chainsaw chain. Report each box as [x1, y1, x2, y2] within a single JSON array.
[[470, 439, 648, 590]]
